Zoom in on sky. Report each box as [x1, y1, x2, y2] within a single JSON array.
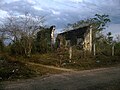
[[0, 0, 120, 36]]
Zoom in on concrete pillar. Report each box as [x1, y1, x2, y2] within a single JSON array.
[[89, 25, 92, 52], [50, 25, 56, 48]]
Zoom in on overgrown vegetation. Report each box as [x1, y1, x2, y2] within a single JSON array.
[[0, 14, 120, 81], [26, 48, 120, 70], [0, 53, 64, 81], [0, 53, 36, 81]]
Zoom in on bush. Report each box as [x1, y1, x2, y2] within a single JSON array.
[[0, 54, 35, 81]]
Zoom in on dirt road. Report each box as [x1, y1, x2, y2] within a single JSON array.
[[0, 65, 120, 90]]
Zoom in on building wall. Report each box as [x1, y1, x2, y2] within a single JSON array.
[[56, 26, 92, 52], [83, 26, 92, 52], [51, 26, 56, 45]]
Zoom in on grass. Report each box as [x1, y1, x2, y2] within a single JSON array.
[[0, 54, 36, 81], [0, 51, 120, 81], [0, 53, 64, 81], [20, 52, 120, 71], [36, 53, 120, 69], [26, 63, 64, 76]]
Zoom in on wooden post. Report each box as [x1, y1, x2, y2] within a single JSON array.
[[112, 44, 115, 56], [93, 43, 96, 56], [69, 46, 72, 60]]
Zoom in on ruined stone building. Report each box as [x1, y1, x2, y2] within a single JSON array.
[[36, 25, 56, 52], [36, 25, 92, 52], [56, 25, 92, 52]]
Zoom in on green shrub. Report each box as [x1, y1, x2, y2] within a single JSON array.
[[0, 55, 35, 81]]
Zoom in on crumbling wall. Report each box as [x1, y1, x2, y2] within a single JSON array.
[[83, 26, 92, 52]]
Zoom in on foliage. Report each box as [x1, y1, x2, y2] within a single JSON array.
[[18, 51, 120, 71], [65, 14, 111, 43], [114, 42, 120, 56], [34, 28, 51, 53], [0, 13, 120, 82], [0, 39, 4, 52], [0, 14, 44, 57], [66, 14, 110, 31], [65, 14, 114, 58], [0, 53, 64, 81], [92, 14, 111, 32], [0, 54, 36, 81]]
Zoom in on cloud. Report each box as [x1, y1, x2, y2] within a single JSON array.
[[51, 10, 61, 15], [25, 0, 36, 4], [105, 24, 120, 35], [0, 0, 120, 34], [0, 0, 33, 14], [0, 10, 8, 18], [32, 6, 43, 11], [1, 0, 20, 3], [69, 0, 83, 3]]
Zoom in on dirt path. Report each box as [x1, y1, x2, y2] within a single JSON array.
[[0, 65, 120, 90], [27, 62, 76, 72]]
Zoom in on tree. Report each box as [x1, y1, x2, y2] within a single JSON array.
[[35, 27, 51, 53], [114, 34, 120, 56], [0, 13, 45, 56], [35, 26, 56, 53], [65, 14, 111, 42], [106, 32, 113, 44], [65, 14, 111, 55], [0, 38, 4, 52], [92, 14, 111, 32], [0, 31, 5, 52], [68, 14, 110, 33]]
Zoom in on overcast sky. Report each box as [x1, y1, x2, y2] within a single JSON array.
[[0, 0, 120, 35]]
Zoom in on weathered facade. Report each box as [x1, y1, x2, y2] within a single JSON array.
[[56, 25, 92, 52], [36, 25, 56, 52], [50, 25, 56, 47]]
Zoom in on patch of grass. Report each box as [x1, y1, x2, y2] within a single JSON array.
[[28, 53, 61, 66], [26, 63, 64, 76], [0, 53, 64, 81], [94, 55, 120, 67], [25, 53, 120, 71], [1, 51, 120, 82], [0, 56, 36, 81]]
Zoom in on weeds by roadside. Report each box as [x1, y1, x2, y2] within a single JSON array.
[[0, 52, 120, 81], [0, 54, 36, 81], [0, 53, 64, 81]]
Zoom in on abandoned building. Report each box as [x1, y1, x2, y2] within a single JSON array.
[[36, 25, 56, 52], [36, 25, 92, 53], [56, 25, 92, 52]]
